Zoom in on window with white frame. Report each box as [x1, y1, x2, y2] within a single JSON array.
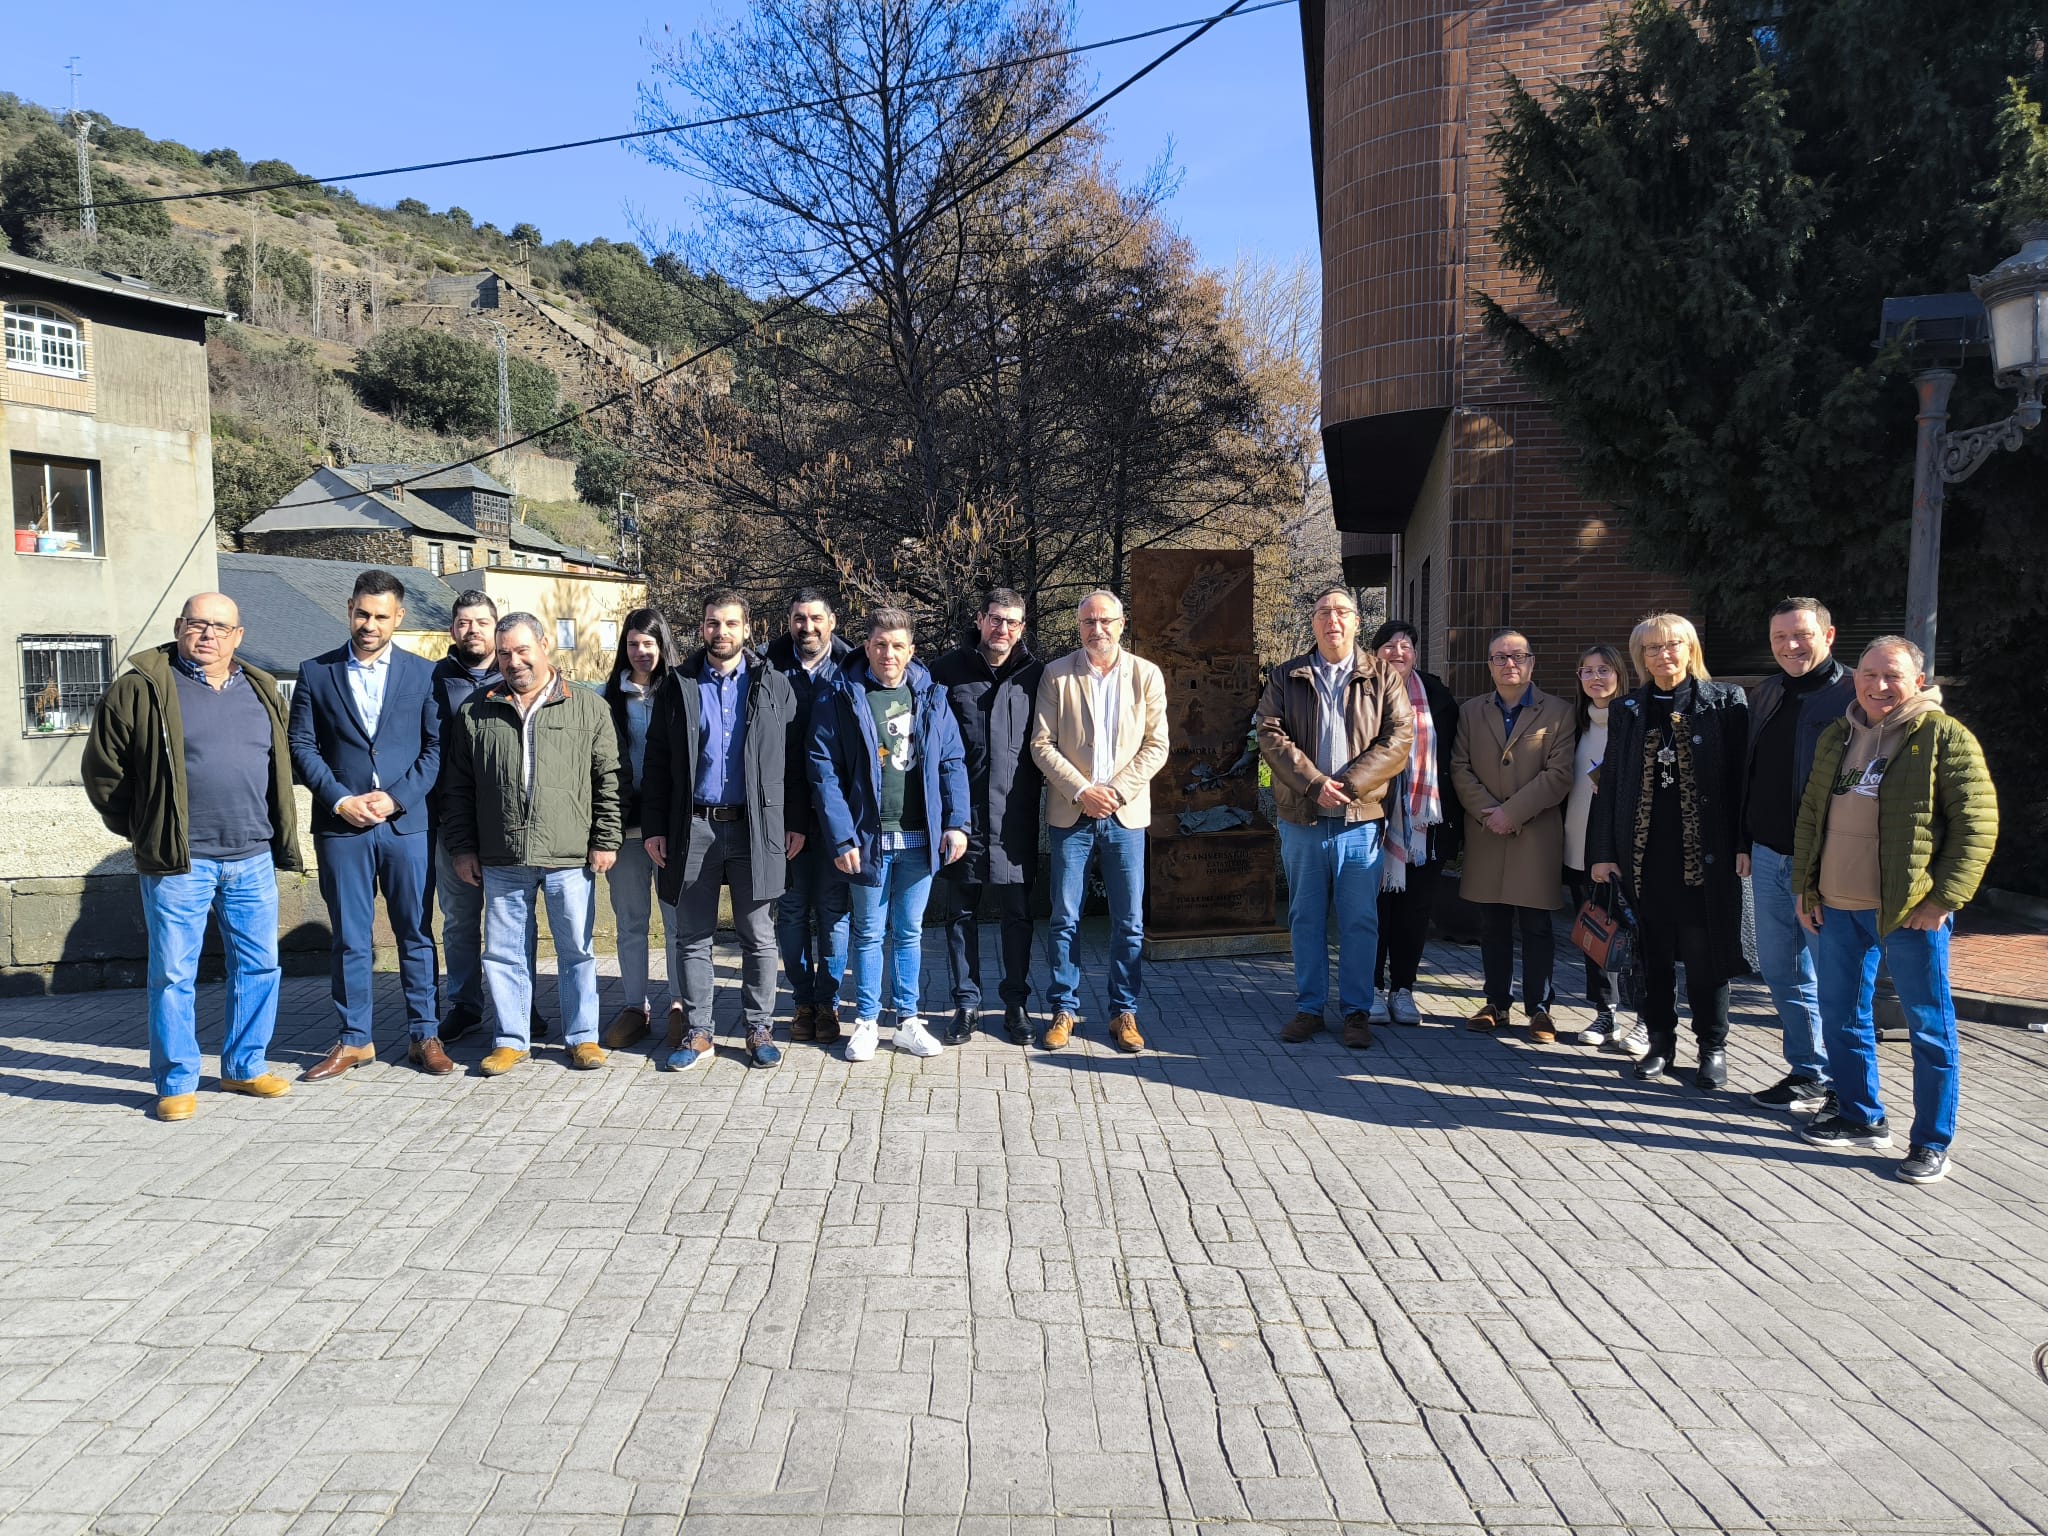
[[457, 545, 472, 572], [3, 302, 85, 377], [428, 542, 445, 575], [12, 454, 103, 557], [556, 618, 577, 651], [19, 635, 113, 735]]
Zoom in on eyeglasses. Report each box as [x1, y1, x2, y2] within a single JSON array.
[[1488, 651, 1532, 666], [1079, 618, 1122, 630], [180, 619, 240, 638], [983, 614, 1026, 630], [1577, 666, 1615, 679], [1643, 641, 1687, 656]]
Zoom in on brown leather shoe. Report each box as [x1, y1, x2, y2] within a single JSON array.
[[1109, 1012, 1145, 1053], [1342, 1012, 1374, 1050], [408, 1038, 456, 1076], [568, 1042, 606, 1070], [1042, 1011, 1078, 1050], [1528, 1011, 1556, 1044], [301, 1042, 376, 1081], [220, 1072, 291, 1098], [603, 1007, 650, 1050], [479, 1046, 528, 1076], [813, 1002, 843, 1046], [665, 1002, 688, 1050], [790, 1004, 817, 1043], [1466, 1005, 1504, 1033], [1281, 1011, 1324, 1044], [155, 1094, 196, 1122]]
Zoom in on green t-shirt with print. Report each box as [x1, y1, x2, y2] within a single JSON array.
[[864, 682, 926, 833]]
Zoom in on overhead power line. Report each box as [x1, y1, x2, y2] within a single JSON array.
[[255, 0, 1261, 523], [63, 0, 1292, 216]]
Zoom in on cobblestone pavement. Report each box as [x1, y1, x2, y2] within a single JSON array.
[[4, 927, 2048, 1536]]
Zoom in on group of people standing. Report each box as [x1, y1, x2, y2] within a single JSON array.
[[81, 576, 1171, 1119], [1262, 592, 1999, 1185], [81, 574, 1998, 1185]]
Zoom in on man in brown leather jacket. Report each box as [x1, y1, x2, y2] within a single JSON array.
[[1257, 585, 1414, 1050]]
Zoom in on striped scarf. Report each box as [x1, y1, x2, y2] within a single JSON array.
[[1381, 669, 1442, 891]]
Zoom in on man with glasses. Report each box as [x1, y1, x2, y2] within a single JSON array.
[[1030, 589, 1170, 1053], [1259, 586, 1414, 1049], [931, 588, 1046, 1044], [1449, 629, 1576, 1039], [84, 594, 303, 1121]]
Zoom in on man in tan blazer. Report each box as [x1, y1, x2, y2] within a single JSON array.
[[1030, 589, 1170, 1053], [1449, 628, 1576, 1041]]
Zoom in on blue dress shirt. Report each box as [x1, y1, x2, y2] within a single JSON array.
[[695, 658, 748, 807]]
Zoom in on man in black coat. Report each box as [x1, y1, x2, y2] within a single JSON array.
[[642, 591, 806, 1070], [929, 588, 1045, 1045], [766, 589, 855, 1045]]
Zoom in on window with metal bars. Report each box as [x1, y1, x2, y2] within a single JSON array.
[[19, 635, 113, 735]]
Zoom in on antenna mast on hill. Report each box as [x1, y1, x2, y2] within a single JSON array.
[[496, 326, 512, 449], [67, 60, 95, 237]]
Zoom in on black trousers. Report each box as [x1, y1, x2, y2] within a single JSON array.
[[1563, 868, 1614, 1011], [1479, 902, 1555, 1014], [1637, 917, 1730, 1050], [1374, 858, 1443, 992], [937, 877, 1035, 1010]]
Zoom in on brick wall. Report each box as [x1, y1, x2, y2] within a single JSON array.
[[1320, 0, 1693, 702]]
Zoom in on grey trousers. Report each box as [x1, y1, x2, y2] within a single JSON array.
[[675, 814, 777, 1039], [606, 832, 675, 1014]]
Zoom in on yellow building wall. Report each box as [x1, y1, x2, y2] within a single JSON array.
[[479, 569, 647, 684]]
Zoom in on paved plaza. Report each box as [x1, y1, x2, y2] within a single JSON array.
[[3, 928, 2048, 1536]]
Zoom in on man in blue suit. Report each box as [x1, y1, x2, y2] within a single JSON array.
[[289, 569, 446, 1079]]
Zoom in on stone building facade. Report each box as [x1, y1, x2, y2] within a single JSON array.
[[1302, 0, 1690, 698]]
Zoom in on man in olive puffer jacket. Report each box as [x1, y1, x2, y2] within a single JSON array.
[[442, 613, 622, 1076], [1791, 635, 1997, 1185]]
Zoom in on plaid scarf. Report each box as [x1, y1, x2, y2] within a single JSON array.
[[1381, 669, 1443, 891]]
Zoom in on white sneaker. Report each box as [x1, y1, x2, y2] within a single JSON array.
[[1387, 989, 1421, 1025], [843, 1018, 881, 1062], [894, 1016, 944, 1058], [1367, 998, 1391, 1024]]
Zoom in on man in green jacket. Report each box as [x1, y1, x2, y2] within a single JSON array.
[[81, 593, 304, 1123], [1791, 635, 1998, 1184], [442, 612, 622, 1076]]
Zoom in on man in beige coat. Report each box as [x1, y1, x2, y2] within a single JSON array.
[[1030, 589, 1170, 1053], [1450, 629, 1576, 1039]]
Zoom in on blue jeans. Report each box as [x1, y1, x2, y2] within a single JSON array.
[[137, 853, 281, 1096], [316, 822, 436, 1046], [439, 838, 539, 1021], [1816, 907, 1959, 1150], [1046, 817, 1145, 1018], [845, 850, 935, 1021], [481, 865, 600, 1050], [1750, 843, 1828, 1081], [1278, 818, 1383, 1018], [776, 840, 850, 1009]]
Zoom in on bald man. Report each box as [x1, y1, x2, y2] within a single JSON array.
[[84, 594, 304, 1122]]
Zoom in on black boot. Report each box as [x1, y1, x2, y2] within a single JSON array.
[[1003, 1003, 1030, 1044], [1633, 1033, 1677, 1081], [1695, 1045, 1728, 1090], [946, 1006, 976, 1045]]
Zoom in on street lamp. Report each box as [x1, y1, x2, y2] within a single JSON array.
[[1881, 227, 2048, 671]]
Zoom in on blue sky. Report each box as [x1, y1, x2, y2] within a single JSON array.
[[5, 1, 1317, 278]]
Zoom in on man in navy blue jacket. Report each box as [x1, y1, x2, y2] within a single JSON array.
[[289, 569, 446, 1079], [807, 606, 970, 1063]]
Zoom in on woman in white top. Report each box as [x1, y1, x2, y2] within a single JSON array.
[[600, 608, 681, 1051], [1564, 644, 1626, 1046]]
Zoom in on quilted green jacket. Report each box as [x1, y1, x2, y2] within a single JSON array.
[[1791, 709, 1998, 936]]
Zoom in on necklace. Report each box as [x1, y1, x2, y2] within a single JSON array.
[[1654, 712, 1682, 788]]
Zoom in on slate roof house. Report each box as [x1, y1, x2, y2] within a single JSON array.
[[217, 552, 461, 686], [239, 462, 621, 579], [1, 251, 226, 786]]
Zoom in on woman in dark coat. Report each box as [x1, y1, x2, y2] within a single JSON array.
[[1368, 620, 1462, 1023], [1588, 613, 1749, 1089]]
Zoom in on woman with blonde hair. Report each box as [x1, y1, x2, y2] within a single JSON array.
[[1588, 614, 1749, 1089]]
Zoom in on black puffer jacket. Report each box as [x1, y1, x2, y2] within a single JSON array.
[[930, 641, 1045, 885]]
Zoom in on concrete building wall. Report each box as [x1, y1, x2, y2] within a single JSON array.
[[479, 568, 647, 683], [1, 303, 217, 788]]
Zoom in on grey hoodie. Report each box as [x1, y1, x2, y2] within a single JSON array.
[[1818, 686, 1943, 911]]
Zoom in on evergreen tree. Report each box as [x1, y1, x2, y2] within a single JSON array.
[[1483, 0, 2048, 889], [0, 128, 173, 249]]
